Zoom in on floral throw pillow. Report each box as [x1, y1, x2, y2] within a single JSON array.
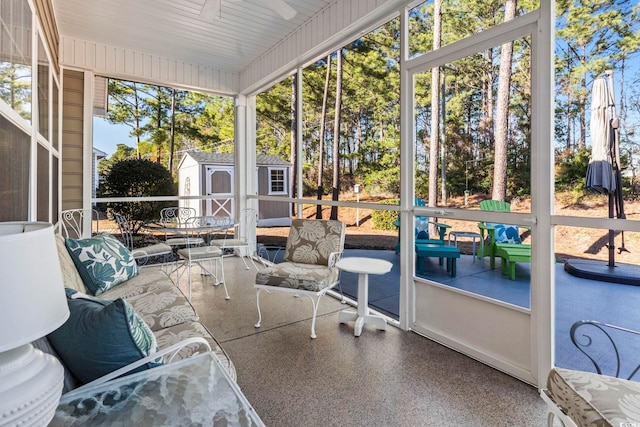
[[486, 223, 521, 244], [414, 216, 430, 240], [47, 288, 161, 385], [65, 233, 138, 295]]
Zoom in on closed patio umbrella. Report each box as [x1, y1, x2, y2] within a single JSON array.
[[585, 71, 627, 267], [585, 77, 616, 194], [567, 71, 637, 282]]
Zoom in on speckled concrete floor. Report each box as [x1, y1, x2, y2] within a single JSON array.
[[172, 257, 552, 427]]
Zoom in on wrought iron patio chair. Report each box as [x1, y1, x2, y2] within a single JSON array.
[[159, 206, 203, 248], [543, 320, 640, 427], [114, 213, 173, 267], [58, 208, 100, 238], [175, 216, 229, 301], [254, 219, 346, 339], [208, 208, 259, 270]]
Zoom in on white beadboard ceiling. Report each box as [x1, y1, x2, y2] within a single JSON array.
[[53, 0, 334, 75]]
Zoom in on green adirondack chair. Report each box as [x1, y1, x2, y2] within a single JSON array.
[[477, 200, 512, 268], [478, 200, 531, 279]]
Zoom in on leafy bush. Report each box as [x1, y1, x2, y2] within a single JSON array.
[[97, 159, 175, 233], [555, 146, 590, 196], [371, 199, 399, 230]]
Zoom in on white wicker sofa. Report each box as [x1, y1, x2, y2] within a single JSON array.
[[33, 233, 235, 394]]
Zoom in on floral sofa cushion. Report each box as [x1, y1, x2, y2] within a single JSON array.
[[51, 231, 236, 391], [283, 219, 345, 266], [55, 234, 89, 293], [153, 321, 236, 381], [99, 270, 199, 331], [546, 367, 640, 426]]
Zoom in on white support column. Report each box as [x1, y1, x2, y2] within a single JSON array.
[[235, 95, 248, 219], [237, 94, 258, 255], [531, 1, 556, 388], [296, 68, 303, 218], [398, 5, 414, 332], [245, 96, 257, 206], [82, 71, 95, 237]]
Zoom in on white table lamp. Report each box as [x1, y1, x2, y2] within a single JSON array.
[[0, 222, 70, 426]]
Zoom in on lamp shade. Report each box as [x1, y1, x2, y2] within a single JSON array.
[[0, 222, 69, 352]]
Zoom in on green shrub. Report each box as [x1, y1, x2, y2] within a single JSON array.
[[371, 199, 399, 230], [97, 159, 175, 233], [555, 146, 590, 196]]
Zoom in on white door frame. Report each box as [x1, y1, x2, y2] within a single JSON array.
[[204, 165, 234, 217], [399, 7, 553, 386]]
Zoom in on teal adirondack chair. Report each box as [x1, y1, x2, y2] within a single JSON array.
[[394, 198, 450, 254]]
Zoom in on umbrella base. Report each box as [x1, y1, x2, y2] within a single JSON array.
[[565, 259, 640, 286]]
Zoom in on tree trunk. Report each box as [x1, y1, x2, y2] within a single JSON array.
[[330, 49, 343, 220], [168, 88, 176, 174], [566, 86, 572, 153], [440, 71, 446, 205], [486, 55, 495, 151], [579, 47, 587, 149], [155, 88, 162, 164], [134, 82, 141, 159], [428, 0, 442, 209], [492, 0, 516, 202], [316, 55, 331, 219]]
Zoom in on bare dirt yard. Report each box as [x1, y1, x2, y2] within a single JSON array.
[[256, 193, 640, 266]]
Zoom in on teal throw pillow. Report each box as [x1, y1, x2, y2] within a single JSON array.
[[48, 288, 161, 385], [65, 233, 138, 295], [486, 223, 521, 244]]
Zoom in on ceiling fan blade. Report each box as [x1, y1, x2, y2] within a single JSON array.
[[200, 0, 221, 20], [201, 0, 296, 21], [268, 0, 297, 20]]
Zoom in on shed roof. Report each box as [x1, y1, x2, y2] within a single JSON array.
[[184, 151, 290, 167]]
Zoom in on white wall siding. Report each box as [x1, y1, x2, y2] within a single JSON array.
[[240, 0, 406, 94], [60, 36, 239, 95], [178, 156, 201, 215], [413, 282, 535, 385]]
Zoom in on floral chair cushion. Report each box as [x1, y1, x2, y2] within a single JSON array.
[[47, 288, 161, 385], [255, 262, 338, 292], [415, 216, 430, 240], [546, 367, 640, 427], [65, 233, 138, 295], [284, 219, 345, 266], [485, 223, 521, 244]]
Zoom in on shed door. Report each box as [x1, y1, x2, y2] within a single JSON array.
[[204, 166, 233, 217]]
